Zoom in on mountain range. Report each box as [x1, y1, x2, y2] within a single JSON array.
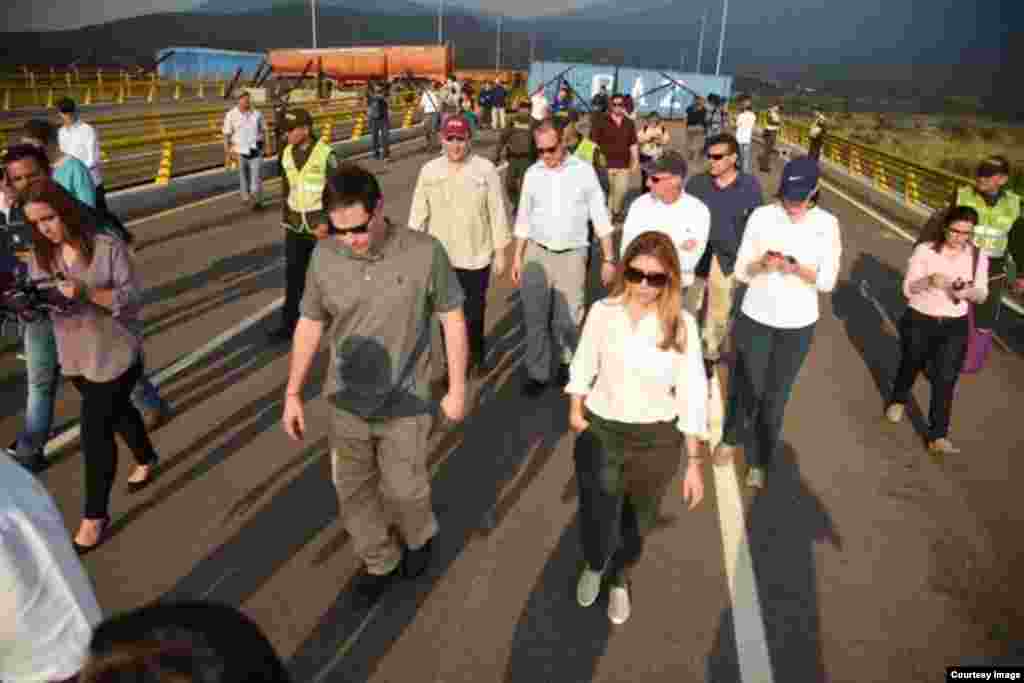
[[0, 0, 1013, 113]]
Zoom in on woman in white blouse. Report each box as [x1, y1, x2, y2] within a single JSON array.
[[712, 157, 842, 489], [566, 230, 708, 626]]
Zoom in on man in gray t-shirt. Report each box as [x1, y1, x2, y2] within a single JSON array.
[[282, 164, 468, 607]]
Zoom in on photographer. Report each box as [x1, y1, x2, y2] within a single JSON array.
[[22, 177, 160, 554], [2, 146, 168, 474], [885, 206, 988, 455]]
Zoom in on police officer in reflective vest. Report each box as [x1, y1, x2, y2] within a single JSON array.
[[953, 155, 1024, 331], [269, 108, 341, 342]]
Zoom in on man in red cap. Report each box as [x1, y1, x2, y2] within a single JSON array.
[[410, 116, 511, 377]]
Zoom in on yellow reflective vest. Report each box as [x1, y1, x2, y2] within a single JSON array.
[[574, 138, 597, 165], [956, 186, 1021, 259], [282, 140, 333, 231]]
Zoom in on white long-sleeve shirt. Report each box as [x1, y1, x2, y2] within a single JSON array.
[[621, 192, 711, 286], [0, 455, 102, 683], [514, 155, 614, 250], [58, 120, 102, 186], [566, 298, 708, 438], [222, 106, 265, 156], [734, 203, 843, 328]]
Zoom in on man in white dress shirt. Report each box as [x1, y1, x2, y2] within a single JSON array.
[[57, 97, 129, 240], [223, 91, 266, 209], [0, 453, 102, 683], [621, 150, 711, 290], [512, 122, 617, 396]]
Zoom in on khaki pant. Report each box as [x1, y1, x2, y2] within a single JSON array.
[[684, 254, 735, 358], [520, 242, 588, 382], [607, 169, 632, 221], [684, 125, 705, 161], [331, 410, 437, 575], [491, 106, 507, 130]]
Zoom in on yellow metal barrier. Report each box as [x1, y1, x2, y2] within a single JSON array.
[[154, 142, 174, 185], [770, 116, 971, 212]]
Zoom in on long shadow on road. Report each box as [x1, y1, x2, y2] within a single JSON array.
[[707, 443, 841, 682]]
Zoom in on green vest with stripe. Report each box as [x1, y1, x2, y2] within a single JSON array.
[[957, 186, 1021, 259], [282, 140, 332, 224], [574, 138, 597, 165]]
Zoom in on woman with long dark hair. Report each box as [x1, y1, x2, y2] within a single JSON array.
[[566, 230, 708, 625], [885, 205, 987, 454], [22, 178, 159, 554]]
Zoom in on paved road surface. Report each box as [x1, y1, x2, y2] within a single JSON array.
[[3, 126, 1022, 681]]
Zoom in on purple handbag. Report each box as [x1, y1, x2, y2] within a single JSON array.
[[961, 245, 992, 374]]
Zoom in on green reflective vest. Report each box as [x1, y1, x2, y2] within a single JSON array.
[[575, 138, 597, 165], [282, 140, 332, 216], [956, 186, 1021, 259]]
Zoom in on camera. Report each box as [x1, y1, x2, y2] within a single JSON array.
[[0, 262, 74, 324]]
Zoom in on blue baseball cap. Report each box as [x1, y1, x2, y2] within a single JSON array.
[[779, 157, 820, 201]]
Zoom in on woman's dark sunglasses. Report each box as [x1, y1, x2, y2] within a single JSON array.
[[706, 152, 730, 161], [624, 266, 669, 288]]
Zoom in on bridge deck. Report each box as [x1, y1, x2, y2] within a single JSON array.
[[3, 126, 1022, 681]]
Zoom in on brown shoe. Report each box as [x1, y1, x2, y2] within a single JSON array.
[[712, 443, 737, 467], [928, 438, 961, 455]]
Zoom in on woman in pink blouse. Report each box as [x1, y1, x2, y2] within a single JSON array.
[[886, 205, 988, 455], [23, 179, 160, 554]]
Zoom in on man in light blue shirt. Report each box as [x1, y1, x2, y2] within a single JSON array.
[[511, 122, 617, 396]]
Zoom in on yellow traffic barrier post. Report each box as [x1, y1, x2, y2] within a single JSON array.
[[154, 141, 174, 185], [45, 88, 54, 109], [350, 113, 365, 140], [907, 171, 919, 204], [2, 90, 9, 112], [403, 107, 414, 129], [65, 71, 72, 87], [117, 84, 126, 105], [83, 87, 93, 106], [875, 158, 889, 191], [174, 80, 182, 101], [197, 80, 205, 99], [321, 118, 334, 144]]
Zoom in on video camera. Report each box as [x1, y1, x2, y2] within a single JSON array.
[[0, 259, 75, 325]]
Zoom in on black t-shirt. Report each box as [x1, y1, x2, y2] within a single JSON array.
[[686, 104, 706, 127]]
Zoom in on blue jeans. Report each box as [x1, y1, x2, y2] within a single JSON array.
[[18, 319, 59, 458], [739, 143, 752, 175], [18, 318, 167, 457], [238, 154, 263, 202]]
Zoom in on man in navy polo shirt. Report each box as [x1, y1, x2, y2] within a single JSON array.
[[684, 133, 764, 363]]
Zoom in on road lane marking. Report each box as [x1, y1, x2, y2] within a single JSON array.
[[708, 372, 776, 683]]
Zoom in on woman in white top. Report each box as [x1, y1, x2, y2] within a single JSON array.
[[637, 112, 670, 186], [712, 157, 842, 488], [566, 230, 708, 626]]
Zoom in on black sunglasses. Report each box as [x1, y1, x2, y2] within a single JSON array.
[[624, 266, 669, 288], [330, 219, 371, 236], [706, 152, 731, 161]]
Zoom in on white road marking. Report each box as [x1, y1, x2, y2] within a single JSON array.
[[708, 371, 776, 683]]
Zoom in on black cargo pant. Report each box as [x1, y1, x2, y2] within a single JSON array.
[[369, 117, 390, 159], [280, 228, 319, 334], [574, 410, 683, 585], [439, 265, 492, 369]]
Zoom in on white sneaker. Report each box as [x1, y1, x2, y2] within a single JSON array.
[[745, 466, 765, 489], [885, 404, 904, 423], [576, 566, 602, 608], [607, 585, 631, 625]]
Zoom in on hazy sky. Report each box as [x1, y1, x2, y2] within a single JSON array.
[[6, 0, 593, 30]]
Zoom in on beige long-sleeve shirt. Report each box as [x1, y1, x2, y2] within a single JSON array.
[[408, 154, 512, 270]]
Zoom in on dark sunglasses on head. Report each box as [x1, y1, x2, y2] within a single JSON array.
[[624, 266, 669, 288], [330, 219, 370, 236], [537, 144, 560, 155]]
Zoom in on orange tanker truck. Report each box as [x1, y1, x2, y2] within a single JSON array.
[[268, 45, 453, 84]]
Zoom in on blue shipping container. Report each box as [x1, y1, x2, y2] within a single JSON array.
[[156, 47, 266, 81], [527, 61, 733, 119]]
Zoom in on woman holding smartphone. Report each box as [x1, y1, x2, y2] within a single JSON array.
[[566, 230, 708, 626], [713, 157, 842, 488], [22, 178, 159, 554], [885, 205, 987, 454]]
